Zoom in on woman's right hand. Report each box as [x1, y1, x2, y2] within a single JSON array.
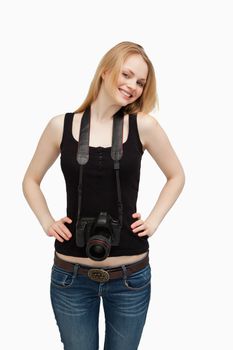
[[46, 217, 73, 242]]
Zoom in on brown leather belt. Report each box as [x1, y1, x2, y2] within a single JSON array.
[[54, 251, 149, 283]]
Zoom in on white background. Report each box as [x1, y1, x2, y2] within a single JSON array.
[[1, 0, 232, 349]]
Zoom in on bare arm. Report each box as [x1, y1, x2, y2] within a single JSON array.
[[22, 114, 72, 242], [131, 114, 185, 237]]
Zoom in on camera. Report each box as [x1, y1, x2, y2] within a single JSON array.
[[76, 212, 121, 261]]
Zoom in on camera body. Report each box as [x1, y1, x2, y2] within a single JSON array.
[[76, 212, 121, 261]]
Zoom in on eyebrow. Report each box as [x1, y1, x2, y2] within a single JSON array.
[[124, 68, 147, 82]]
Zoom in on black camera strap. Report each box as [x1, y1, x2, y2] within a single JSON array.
[[76, 105, 125, 228]]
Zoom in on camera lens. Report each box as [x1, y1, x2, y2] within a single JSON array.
[[89, 244, 106, 259], [86, 235, 111, 261]]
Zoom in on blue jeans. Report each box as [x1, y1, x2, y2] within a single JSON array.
[[50, 258, 151, 350]]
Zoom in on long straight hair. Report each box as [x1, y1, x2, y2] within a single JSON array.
[[74, 41, 159, 115]]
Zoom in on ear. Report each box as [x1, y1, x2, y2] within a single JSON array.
[[101, 69, 110, 80]]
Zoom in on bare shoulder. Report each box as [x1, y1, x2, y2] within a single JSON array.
[[137, 111, 159, 129], [45, 113, 66, 148], [136, 111, 185, 179], [48, 113, 66, 133], [22, 113, 67, 184], [136, 111, 159, 151]]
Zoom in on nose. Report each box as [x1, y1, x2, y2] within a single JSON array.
[[126, 80, 137, 92]]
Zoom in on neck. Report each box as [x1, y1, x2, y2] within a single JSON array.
[[90, 87, 124, 122]]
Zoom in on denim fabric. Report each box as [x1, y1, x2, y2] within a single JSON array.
[[50, 260, 151, 350]]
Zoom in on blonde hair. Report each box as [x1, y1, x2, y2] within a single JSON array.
[[74, 41, 159, 115]]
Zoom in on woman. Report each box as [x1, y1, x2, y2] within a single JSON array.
[[22, 41, 185, 350]]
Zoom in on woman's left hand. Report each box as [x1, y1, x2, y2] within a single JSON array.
[[131, 212, 157, 238]]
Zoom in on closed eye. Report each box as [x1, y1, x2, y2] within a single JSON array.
[[122, 73, 145, 87]]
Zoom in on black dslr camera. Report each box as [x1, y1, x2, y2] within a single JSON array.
[[76, 212, 121, 261]]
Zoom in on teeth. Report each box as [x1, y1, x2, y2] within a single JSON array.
[[119, 89, 131, 97]]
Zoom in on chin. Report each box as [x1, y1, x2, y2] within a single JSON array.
[[112, 97, 128, 108]]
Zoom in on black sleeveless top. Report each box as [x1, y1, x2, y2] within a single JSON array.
[[54, 111, 149, 257]]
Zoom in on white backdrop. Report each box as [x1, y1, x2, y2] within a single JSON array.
[[1, 0, 232, 349]]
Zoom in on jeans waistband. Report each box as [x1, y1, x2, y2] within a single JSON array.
[[53, 251, 149, 282]]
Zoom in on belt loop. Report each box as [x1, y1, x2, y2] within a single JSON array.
[[121, 264, 128, 280], [73, 264, 80, 278]]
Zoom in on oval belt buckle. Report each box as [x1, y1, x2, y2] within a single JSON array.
[[88, 268, 110, 282]]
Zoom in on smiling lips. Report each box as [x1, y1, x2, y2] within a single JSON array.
[[118, 88, 133, 99]]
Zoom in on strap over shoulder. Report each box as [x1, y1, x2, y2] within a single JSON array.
[[76, 106, 125, 165]]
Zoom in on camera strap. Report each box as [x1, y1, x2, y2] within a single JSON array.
[[76, 105, 125, 227]]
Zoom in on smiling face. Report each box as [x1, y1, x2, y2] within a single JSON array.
[[102, 54, 148, 107], [116, 54, 148, 105]]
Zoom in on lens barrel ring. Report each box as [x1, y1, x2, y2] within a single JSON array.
[[86, 234, 111, 261]]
